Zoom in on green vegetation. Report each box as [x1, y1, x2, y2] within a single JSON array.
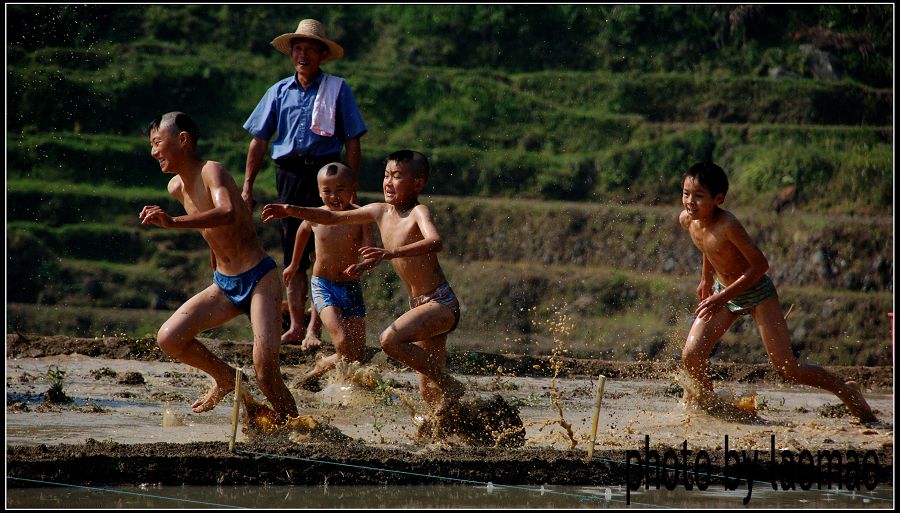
[[6, 5, 893, 364], [44, 365, 73, 405]]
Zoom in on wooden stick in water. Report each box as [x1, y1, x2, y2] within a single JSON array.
[[228, 367, 243, 453], [587, 374, 607, 460]]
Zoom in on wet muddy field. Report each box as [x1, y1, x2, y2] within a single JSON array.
[[6, 335, 894, 492]]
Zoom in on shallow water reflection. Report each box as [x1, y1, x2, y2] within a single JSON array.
[[6, 482, 892, 509]]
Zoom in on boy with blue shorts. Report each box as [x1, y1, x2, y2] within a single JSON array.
[[679, 161, 876, 423], [140, 112, 297, 421], [283, 163, 378, 390], [263, 150, 467, 428]]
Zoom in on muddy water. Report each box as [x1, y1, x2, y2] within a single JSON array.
[[5, 483, 893, 509], [6, 355, 893, 454]]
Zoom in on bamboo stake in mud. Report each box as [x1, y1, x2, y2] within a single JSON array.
[[784, 303, 794, 321], [587, 374, 607, 460], [228, 367, 243, 453]]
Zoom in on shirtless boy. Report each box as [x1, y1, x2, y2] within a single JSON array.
[[262, 150, 465, 419], [140, 112, 298, 421], [678, 161, 876, 423], [285, 162, 378, 390]]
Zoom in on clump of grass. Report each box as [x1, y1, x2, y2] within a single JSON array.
[[43, 365, 73, 405], [663, 382, 684, 397], [90, 367, 118, 380]]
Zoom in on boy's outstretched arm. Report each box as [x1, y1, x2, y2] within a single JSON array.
[[261, 203, 378, 226]]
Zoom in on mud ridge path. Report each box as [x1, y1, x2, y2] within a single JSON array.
[[6, 334, 894, 388]]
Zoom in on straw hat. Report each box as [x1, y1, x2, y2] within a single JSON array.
[[271, 19, 344, 61]]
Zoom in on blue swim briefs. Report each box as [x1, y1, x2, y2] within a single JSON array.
[[213, 256, 277, 315], [310, 275, 366, 318]]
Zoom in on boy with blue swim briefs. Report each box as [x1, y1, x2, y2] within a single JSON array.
[[678, 161, 876, 423], [262, 150, 466, 427], [283, 163, 378, 391], [140, 112, 298, 422]]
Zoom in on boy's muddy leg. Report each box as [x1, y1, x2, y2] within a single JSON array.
[[157, 283, 244, 413], [753, 299, 877, 422], [681, 307, 737, 396], [381, 302, 464, 432], [249, 270, 299, 420]]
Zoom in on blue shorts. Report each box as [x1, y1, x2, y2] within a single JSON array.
[[310, 275, 366, 318], [213, 256, 277, 315]]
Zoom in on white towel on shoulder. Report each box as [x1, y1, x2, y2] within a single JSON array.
[[310, 74, 344, 138]]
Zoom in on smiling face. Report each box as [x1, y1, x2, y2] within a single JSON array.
[[682, 176, 724, 221], [149, 123, 184, 174], [291, 38, 326, 82], [317, 170, 354, 211], [383, 160, 424, 206]]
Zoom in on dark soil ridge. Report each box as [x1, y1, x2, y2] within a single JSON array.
[[7, 334, 893, 389], [7, 440, 893, 488]]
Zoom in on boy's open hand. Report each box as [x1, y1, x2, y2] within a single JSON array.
[[697, 279, 713, 300], [139, 205, 174, 227], [261, 204, 290, 223], [358, 246, 390, 263], [695, 294, 726, 321], [342, 258, 379, 280], [283, 264, 299, 286]]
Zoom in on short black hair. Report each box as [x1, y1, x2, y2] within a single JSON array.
[[148, 112, 200, 149], [385, 150, 430, 181], [682, 161, 728, 197], [318, 161, 352, 178]]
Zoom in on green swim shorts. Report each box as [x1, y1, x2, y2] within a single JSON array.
[[713, 274, 777, 315]]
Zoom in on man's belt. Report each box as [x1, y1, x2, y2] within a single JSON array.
[[274, 153, 341, 171]]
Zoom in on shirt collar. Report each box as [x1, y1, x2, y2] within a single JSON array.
[[291, 70, 326, 90]]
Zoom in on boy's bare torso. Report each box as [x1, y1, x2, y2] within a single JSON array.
[[310, 206, 371, 281], [375, 203, 447, 297], [173, 161, 266, 275], [682, 209, 755, 286]]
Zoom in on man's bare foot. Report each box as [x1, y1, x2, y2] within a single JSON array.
[[844, 381, 878, 423], [281, 325, 306, 345], [300, 333, 324, 351], [191, 379, 235, 413]]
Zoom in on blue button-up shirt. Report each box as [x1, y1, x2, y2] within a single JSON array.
[[243, 72, 367, 160]]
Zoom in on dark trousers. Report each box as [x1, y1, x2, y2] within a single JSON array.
[[274, 153, 341, 271]]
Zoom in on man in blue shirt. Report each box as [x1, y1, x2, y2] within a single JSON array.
[[243, 18, 367, 349]]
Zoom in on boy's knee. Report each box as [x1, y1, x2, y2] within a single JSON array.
[[156, 327, 183, 356], [379, 331, 399, 353]]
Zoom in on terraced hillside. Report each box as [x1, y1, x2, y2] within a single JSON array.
[[6, 5, 893, 365]]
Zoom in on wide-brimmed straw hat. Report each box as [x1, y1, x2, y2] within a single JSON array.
[[271, 19, 344, 61]]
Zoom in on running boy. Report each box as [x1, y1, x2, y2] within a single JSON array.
[[286, 162, 378, 390], [678, 161, 876, 422], [140, 112, 298, 422], [262, 150, 466, 420]]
